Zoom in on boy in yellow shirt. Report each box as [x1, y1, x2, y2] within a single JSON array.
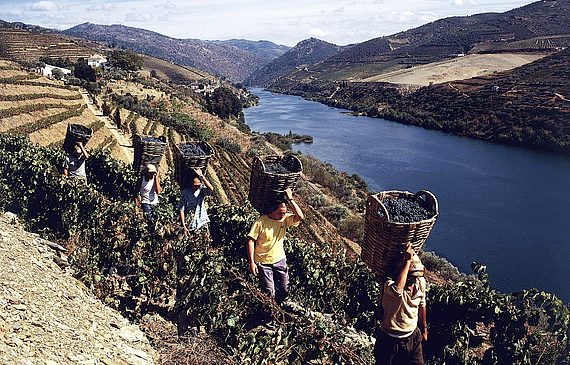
[[247, 188, 304, 317]]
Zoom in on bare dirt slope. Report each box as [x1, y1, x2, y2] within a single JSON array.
[[360, 53, 546, 86], [0, 213, 157, 364]]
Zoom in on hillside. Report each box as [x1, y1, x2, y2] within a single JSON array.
[[269, 47, 570, 155], [0, 20, 93, 62], [139, 54, 216, 85], [1, 55, 569, 364], [245, 38, 346, 87], [280, 0, 570, 83], [205, 39, 290, 63], [62, 23, 267, 83]]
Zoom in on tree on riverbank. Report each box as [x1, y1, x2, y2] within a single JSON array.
[[268, 48, 570, 156]]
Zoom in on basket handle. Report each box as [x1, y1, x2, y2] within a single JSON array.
[[367, 194, 390, 221], [254, 156, 262, 171], [414, 190, 438, 214]]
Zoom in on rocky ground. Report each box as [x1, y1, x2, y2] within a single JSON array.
[[0, 212, 157, 365]]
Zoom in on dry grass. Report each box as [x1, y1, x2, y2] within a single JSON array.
[[361, 53, 546, 86], [0, 69, 27, 78], [0, 107, 69, 132], [106, 80, 166, 101], [28, 108, 99, 147], [0, 98, 80, 109], [139, 314, 235, 365], [0, 83, 79, 97]]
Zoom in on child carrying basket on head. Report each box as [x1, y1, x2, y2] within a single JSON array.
[[135, 164, 162, 229]]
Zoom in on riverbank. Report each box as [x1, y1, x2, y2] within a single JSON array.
[[265, 48, 570, 156], [244, 87, 570, 302]]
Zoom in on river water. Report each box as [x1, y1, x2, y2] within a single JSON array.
[[244, 87, 570, 302]]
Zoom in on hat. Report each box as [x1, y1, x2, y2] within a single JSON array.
[[146, 164, 157, 173], [408, 255, 424, 277]]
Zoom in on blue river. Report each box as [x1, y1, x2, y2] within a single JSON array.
[[244, 87, 570, 302]]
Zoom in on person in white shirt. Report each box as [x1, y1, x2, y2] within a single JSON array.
[[63, 142, 88, 183], [135, 164, 162, 226]]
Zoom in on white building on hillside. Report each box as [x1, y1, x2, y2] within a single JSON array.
[[42, 64, 72, 77], [87, 54, 107, 68]]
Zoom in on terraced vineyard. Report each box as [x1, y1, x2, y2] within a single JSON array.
[[0, 62, 97, 143], [0, 24, 92, 62]]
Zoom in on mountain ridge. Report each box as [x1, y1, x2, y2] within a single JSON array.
[[62, 23, 271, 82]]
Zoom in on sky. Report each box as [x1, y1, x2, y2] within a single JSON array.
[[0, 0, 537, 46]]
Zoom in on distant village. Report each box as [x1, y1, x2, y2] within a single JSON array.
[[36, 53, 217, 95]]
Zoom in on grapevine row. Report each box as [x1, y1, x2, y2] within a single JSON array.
[[3, 105, 87, 135], [0, 102, 70, 119], [0, 93, 82, 101]]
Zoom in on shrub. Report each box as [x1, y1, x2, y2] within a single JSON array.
[[338, 216, 365, 243], [215, 137, 242, 154], [319, 204, 350, 223]]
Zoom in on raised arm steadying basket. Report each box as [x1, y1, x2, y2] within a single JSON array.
[[248, 154, 302, 214], [132, 134, 167, 173], [63, 123, 92, 154], [362, 190, 439, 279]]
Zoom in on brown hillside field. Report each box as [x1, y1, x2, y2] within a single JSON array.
[[1, 107, 69, 132], [0, 83, 79, 97], [106, 80, 166, 101], [0, 69, 26, 78], [360, 53, 546, 86], [140, 54, 214, 84], [28, 108, 100, 148], [0, 98, 81, 109]]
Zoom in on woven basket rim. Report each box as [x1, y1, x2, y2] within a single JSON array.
[[256, 154, 302, 176], [135, 134, 167, 144], [370, 190, 439, 225], [67, 123, 92, 135], [174, 140, 214, 157]]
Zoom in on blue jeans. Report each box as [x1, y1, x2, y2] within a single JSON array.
[[257, 258, 289, 305], [141, 203, 155, 223]]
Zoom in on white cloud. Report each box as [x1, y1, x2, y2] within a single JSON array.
[[125, 12, 153, 22], [154, 1, 177, 9], [452, 0, 479, 5], [309, 28, 330, 38], [30, 1, 59, 12], [86, 4, 117, 12]]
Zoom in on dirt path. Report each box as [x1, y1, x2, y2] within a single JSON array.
[[79, 89, 134, 164]]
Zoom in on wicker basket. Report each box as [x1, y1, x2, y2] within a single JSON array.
[[248, 154, 303, 214], [362, 190, 439, 279], [133, 134, 167, 173], [173, 141, 214, 187], [63, 123, 92, 154]]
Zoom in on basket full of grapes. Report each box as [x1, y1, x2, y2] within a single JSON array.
[[133, 134, 167, 173], [362, 190, 439, 278], [173, 141, 214, 187], [63, 123, 93, 154], [248, 154, 303, 214]]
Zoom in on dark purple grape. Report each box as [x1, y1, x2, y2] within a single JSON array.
[[379, 197, 435, 223], [264, 162, 291, 174]]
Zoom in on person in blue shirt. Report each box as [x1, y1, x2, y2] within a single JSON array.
[[177, 167, 214, 236]]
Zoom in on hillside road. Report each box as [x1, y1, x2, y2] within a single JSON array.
[[79, 89, 134, 164]]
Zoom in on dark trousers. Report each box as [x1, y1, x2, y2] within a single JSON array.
[[257, 258, 289, 305], [375, 327, 424, 365], [141, 203, 155, 222]]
